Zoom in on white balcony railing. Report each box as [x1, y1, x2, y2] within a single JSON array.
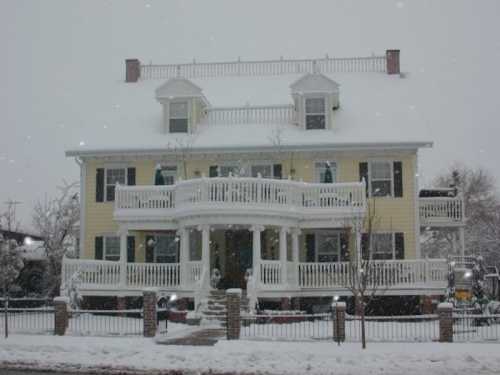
[[115, 177, 366, 221], [201, 105, 296, 126], [419, 197, 465, 226], [298, 259, 448, 289], [260, 260, 282, 287], [127, 263, 180, 288], [62, 258, 122, 288]]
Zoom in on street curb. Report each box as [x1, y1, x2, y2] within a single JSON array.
[[0, 361, 270, 375]]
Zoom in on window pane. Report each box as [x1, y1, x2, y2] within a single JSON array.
[[106, 169, 125, 185], [169, 119, 188, 133], [220, 165, 239, 177], [106, 185, 116, 202], [155, 235, 178, 263], [306, 115, 326, 129], [317, 233, 339, 263], [372, 180, 392, 196], [170, 102, 188, 118], [372, 233, 393, 260], [160, 166, 177, 185], [105, 237, 120, 261], [251, 165, 272, 178], [315, 162, 337, 183], [371, 162, 391, 179], [305, 98, 325, 114]]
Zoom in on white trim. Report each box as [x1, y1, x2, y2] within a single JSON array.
[[413, 151, 421, 259], [104, 167, 128, 202], [168, 99, 190, 134], [367, 159, 394, 198], [76, 157, 86, 259], [103, 235, 120, 261], [304, 96, 327, 130]]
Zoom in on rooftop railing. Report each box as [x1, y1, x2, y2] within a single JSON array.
[[201, 104, 296, 126]]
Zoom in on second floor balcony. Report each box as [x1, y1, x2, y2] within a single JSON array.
[[114, 177, 367, 222]]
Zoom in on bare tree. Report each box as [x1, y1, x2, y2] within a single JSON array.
[[167, 134, 197, 179], [343, 198, 388, 349], [32, 181, 80, 297], [0, 234, 24, 337], [422, 163, 500, 266], [0, 199, 22, 232], [269, 125, 296, 179]]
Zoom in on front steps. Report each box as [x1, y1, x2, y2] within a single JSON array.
[[198, 289, 250, 326]]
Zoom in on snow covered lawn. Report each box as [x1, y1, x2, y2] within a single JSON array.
[[1, 334, 500, 375]]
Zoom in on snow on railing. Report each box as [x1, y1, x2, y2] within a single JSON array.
[[298, 259, 448, 289], [127, 263, 180, 288], [201, 105, 296, 126], [140, 55, 387, 80], [419, 197, 465, 225], [63, 258, 121, 287]]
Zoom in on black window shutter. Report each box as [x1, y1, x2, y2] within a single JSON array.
[[359, 162, 368, 197], [340, 231, 349, 261], [395, 232, 405, 259], [145, 235, 155, 263], [96, 168, 104, 202], [306, 233, 315, 262], [209, 165, 218, 177], [273, 164, 282, 179], [127, 236, 135, 263], [127, 168, 136, 186], [361, 233, 369, 260], [393, 161, 403, 197], [95, 236, 103, 260]]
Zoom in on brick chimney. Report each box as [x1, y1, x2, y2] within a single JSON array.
[[386, 49, 400, 75], [125, 59, 141, 82]]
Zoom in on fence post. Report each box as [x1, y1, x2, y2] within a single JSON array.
[[226, 288, 241, 340], [438, 302, 453, 343], [332, 302, 346, 342], [54, 296, 69, 336], [143, 289, 157, 338]]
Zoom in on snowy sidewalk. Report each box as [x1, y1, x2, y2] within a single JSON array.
[[1, 334, 500, 374]]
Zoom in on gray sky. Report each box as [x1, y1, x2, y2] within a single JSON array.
[[1, 0, 500, 231]]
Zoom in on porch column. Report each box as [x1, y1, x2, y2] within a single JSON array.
[[198, 224, 211, 280], [291, 228, 301, 288], [354, 218, 362, 271], [251, 225, 264, 287], [179, 227, 190, 287], [279, 226, 289, 286], [119, 227, 128, 288], [459, 227, 465, 258]]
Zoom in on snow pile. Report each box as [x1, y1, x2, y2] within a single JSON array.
[[1, 335, 500, 374]]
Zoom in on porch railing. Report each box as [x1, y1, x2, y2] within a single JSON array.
[[140, 55, 387, 80], [260, 260, 282, 287], [201, 105, 296, 126], [419, 197, 465, 225], [127, 263, 180, 288], [115, 177, 366, 220], [298, 259, 448, 289], [62, 258, 121, 288]]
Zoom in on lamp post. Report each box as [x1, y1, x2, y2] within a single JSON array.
[[165, 294, 177, 335], [333, 295, 340, 346]]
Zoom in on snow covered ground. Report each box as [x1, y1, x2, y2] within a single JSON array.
[[1, 334, 500, 375]]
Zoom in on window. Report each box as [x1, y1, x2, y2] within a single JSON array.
[[106, 168, 126, 201], [169, 101, 188, 133], [370, 161, 392, 197], [153, 234, 179, 263], [316, 231, 340, 262], [315, 161, 337, 183], [305, 97, 326, 130], [155, 165, 177, 185], [104, 236, 120, 261], [371, 233, 394, 260], [219, 165, 240, 177], [251, 164, 273, 178]]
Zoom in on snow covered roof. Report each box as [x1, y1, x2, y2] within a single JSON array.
[[66, 69, 433, 157], [155, 77, 206, 101], [290, 73, 339, 94]]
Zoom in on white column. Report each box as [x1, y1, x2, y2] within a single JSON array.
[[354, 219, 362, 271], [251, 225, 264, 287], [179, 227, 190, 287], [198, 224, 211, 278], [291, 228, 301, 288], [119, 227, 128, 287], [459, 227, 465, 258], [279, 226, 289, 286]]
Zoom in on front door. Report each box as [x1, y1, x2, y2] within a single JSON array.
[[224, 230, 252, 289]]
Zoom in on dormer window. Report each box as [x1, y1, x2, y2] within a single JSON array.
[[305, 97, 326, 130], [169, 101, 189, 133]]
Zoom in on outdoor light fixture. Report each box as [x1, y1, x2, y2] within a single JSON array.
[[23, 236, 33, 246], [464, 270, 472, 279], [333, 295, 340, 302]]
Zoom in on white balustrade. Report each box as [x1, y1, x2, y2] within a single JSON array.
[[62, 258, 121, 288], [185, 261, 203, 287], [126, 263, 180, 288], [298, 259, 448, 289], [140, 55, 387, 80], [419, 197, 464, 225], [260, 261, 282, 286], [201, 105, 296, 126], [117, 177, 365, 220]]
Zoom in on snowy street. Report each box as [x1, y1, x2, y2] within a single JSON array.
[[1, 334, 500, 375]]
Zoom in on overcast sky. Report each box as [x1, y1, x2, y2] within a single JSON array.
[[1, 0, 500, 231]]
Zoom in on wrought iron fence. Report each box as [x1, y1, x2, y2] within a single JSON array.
[[68, 309, 143, 336], [453, 313, 500, 342], [241, 313, 332, 340], [0, 307, 55, 335], [346, 315, 440, 342]]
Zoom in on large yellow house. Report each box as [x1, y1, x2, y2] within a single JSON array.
[[63, 50, 465, 312]]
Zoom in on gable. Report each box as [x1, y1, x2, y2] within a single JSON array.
[[290, 73, 339, 94], [155, 77, 204, 100]]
